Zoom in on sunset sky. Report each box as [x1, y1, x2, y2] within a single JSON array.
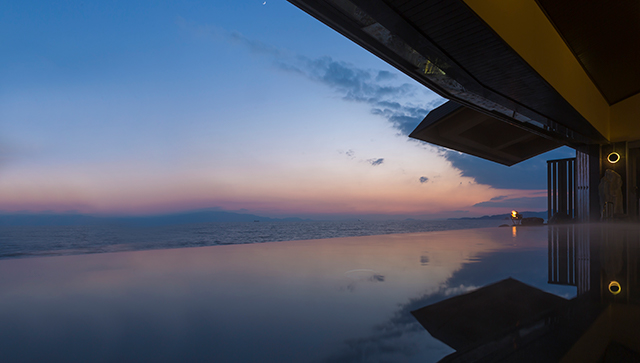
[[0, 0, 574, 219]]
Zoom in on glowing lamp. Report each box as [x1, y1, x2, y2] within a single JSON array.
[[608, 281, 621, 295], [607, 152, 620, 164], [510, 210, 522, 225]]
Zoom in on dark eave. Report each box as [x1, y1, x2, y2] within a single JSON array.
[[410, 101, 563, 166], [536, 0, 640, 105], [287, 0, 608, 146]]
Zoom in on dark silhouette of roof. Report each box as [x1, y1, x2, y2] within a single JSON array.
[[286, 0, 607, 146], [410, 101, 562, 166], [411, 278, 567, 351]]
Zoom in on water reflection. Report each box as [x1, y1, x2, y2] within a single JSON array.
[[412, 224, 640, 362], [0, 227, 599, 362]]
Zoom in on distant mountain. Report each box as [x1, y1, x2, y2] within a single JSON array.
[[116, 211, 308, 226], [448, 211, 547, 221], [0, 210, 309, 227], [0, 213, 103, 226]]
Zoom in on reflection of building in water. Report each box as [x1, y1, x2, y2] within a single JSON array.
[[548, 225, 591, 296], [412, 224, 640, 362], [553, 225, 640, 362], [550, 225, 640, 305]]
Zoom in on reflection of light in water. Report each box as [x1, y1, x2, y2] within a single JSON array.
[[344, 269, 385, 282], [512, 226, 517, 238], [608, 281, 621, 295], [344, 269, 375, 275], [341, 269, 385, 292], [344, 269, 373, 278]]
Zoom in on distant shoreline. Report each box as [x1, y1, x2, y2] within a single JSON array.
[[0, 210, 548, 227], [1, 219, 503, 260], [447, 211, 547, 221], [0, 210, 308, 227]]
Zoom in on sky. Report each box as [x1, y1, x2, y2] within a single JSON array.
[[0, 0, 575, 219]]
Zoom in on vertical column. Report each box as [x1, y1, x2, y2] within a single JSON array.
[[569, 159, 575, 218], [589, 145, 602, 222], [558, 226, 568, 284], [548, 226, 553, 282], [548, 161, 552, 222], [569, 225, 575, 284], [558, 160, 567, 217], [576, 150, 589, 223], [553, 161, 557, 217]]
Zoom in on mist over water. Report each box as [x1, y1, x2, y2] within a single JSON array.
[[0, 219, 501, 260]]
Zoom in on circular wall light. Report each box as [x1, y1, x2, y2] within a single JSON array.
[[608, 281, 621, 295], [607, 152, 621, 164]]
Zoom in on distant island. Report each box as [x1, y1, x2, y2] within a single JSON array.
[[448, 211, 547, 221], [0, 210, 309, 227]]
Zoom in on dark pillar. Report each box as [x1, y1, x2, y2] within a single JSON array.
[[588, 145, 601, 222]]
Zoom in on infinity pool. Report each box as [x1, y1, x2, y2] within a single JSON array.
[[0, 226, 573, 362]]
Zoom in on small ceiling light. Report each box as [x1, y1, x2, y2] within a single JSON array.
[[607, 152, 620, 164], [608, 281, 621, 295]]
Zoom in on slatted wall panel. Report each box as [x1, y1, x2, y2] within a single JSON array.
[[548, 226, 576, 286], [575, 151, 591, 223], [547, 158, 576, 222]]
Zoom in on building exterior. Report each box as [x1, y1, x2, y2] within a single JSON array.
[[287, 0, 640, 223]]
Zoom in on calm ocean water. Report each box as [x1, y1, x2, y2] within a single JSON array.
[[0, 219, 502, 260]]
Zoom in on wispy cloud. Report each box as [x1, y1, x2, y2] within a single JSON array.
[[337, 149, 356, 160], [227, 31, 284, 57], [419, 176, 429, 183], [186, 22, 445, 135], [375, 70, 396, 82], [181, 21, 570, 192], [367, 158, 384, 166], [278, 55, 445, 134]]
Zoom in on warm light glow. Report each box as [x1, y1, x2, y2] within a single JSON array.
[[609, 281, 621, 295], [511, 210, 518, 218], [512, 226, 517, 238], [607, 152, 620, 164]]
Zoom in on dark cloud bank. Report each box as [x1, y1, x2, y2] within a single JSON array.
[[473, 196, 547, 210], [445, 146, 575, 190]]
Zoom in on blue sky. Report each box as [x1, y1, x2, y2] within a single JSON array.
[[0, 0, 574, 219]]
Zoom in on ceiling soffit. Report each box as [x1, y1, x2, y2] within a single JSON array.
[[410, 101, 563, 166], [536, 0, 640, 105]]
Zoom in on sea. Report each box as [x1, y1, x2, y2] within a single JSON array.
[[0, 219, 503, 260]]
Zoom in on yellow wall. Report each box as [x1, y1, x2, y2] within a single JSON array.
[[610, 93, 640, 142], [463, 0, 610, 140]]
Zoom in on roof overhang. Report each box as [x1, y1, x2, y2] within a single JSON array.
[[410, 101, 563, 166], [287, 0, 608, 149]]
